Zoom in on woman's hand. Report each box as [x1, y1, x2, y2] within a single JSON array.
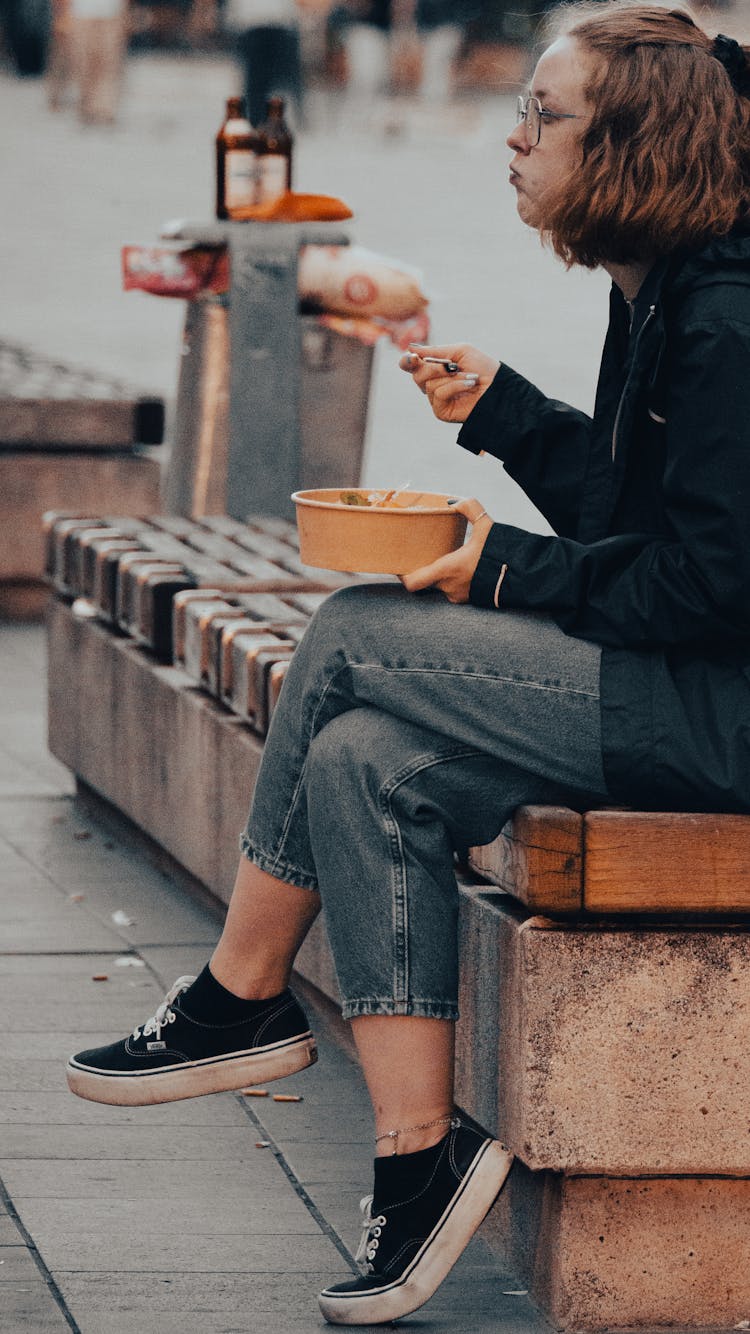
[[401, 498, 494, 603], [398, 342, 500, 424]]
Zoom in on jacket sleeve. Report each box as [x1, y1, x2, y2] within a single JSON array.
[[457, 363, 593, 539], [469, 319, 750, 649]]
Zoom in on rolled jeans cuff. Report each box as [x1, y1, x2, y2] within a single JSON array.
[[342, 998, 459, 1022], [239, 832, 320, 893]]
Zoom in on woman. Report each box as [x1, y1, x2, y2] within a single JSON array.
[[66, 3, 750, 1325]]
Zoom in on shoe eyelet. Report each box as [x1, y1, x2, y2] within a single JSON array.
[[372, 1226, 381, 1237], [376, 1215, 386, 1226]]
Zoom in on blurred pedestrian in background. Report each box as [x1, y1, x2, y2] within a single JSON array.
[[224, 0, 304, 127], [327, 0, 473, 114], [46, 0, 127, 122]]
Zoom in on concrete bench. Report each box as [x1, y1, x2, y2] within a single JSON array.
[[44, 514, 750, 1332], [0, 343, 164, 619]]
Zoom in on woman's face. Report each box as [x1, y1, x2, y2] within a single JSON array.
[[507, 36, 593, 230]]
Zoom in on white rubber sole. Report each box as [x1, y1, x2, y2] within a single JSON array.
[[66, 1033, 318, 1106], [318, 1138, 514, 1326]]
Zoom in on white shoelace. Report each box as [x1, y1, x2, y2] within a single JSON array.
[[132, 975, 195, 1043], [354, 1194, 387, 1272]]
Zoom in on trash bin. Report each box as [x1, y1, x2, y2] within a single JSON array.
[[161, 222, 375, 522], [164, 296, 374, 520]]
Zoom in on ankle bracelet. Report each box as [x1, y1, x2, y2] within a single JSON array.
[[375, 1113, 459, 1155]]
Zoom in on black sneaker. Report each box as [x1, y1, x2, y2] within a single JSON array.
[[318, 1118, 513, 1326], [66, 975, 317, 1106]]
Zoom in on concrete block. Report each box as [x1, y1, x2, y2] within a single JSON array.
[[47, 600, 262, 904], [0, 450, 161, 586], [0, 396, 163, 447], [456, 885, 750, 1177], [482, 1161, 750, 1331]]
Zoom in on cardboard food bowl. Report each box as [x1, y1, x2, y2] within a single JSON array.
[[292, 488, 468, 575]]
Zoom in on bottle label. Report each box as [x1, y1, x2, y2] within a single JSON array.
[[258, 155, 288, 204], [225, 149, 258, 210]]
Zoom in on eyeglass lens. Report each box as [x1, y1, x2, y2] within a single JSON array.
[[516, 96, 540, 145]]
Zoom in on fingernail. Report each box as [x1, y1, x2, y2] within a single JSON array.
[[462, 375, 478, 385]]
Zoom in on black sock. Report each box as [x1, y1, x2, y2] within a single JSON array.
[[373, 1128, 452, 1203], [179, 964, 287, 1024]]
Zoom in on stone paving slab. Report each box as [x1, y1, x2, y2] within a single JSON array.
[[2, 1124, 331, 1162], [15, 1194, 322, 1237], [53, 1271, 352, 1315], [0, 1216, 23, 1244], [23, 1231, 343, 1276], [0, 1244, 46, 1280], [0, 1283, 72, 1332], [0, 1091, 248, 1127], [0, 1158, 309, 1202]]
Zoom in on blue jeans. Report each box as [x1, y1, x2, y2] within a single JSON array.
[[241, 584, 608, 1021]]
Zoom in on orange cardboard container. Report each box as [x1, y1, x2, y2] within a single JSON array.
[[292, 489, 467, 575]]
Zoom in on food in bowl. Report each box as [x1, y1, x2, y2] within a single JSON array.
[[292, 488, 468, 575]]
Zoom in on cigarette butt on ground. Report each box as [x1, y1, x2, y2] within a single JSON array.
[[255, 1140, 271, 1148], [91, 974, 109, 982], [272, 1094, 303, 1102], [241, 1087, 269, 1097]]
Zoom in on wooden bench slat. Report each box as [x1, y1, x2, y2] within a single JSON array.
[[583, 809, 750, 912], [468, 805, 583, 914], [472, 806, 750, 915]]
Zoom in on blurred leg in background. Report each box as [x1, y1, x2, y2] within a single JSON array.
[[418, 21, 460, 101], [47, 0, 76, 109], [71, 0, 127, 125]]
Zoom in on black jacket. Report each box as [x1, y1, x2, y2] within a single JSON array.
[[459, 231, 750, 813]]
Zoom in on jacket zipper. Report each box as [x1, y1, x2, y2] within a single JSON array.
[[611, 303, 657, 460]]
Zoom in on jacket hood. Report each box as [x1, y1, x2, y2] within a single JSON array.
[[667, 227, 750, 296]]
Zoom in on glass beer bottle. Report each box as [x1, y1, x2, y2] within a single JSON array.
[[256, 96, 293, 206], [216, 96, 259, 219]]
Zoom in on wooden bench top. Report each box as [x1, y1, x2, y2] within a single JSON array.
[[468, 805, 750, 915]]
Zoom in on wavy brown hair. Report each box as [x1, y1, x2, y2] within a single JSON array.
[[539, 1, 750, 266]]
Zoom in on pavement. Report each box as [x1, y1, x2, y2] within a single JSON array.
[[0, 622, 554, 1332]]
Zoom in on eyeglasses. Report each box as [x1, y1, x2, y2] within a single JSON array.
[[516, 95, 581, 147]]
